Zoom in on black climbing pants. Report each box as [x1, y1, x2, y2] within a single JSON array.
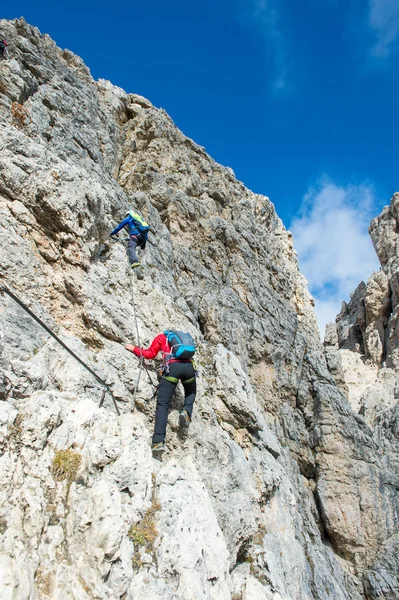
[[152, 361, 197, 444]]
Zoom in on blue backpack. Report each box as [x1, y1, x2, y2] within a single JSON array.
[[127, 211, 151, 234], [164, 330, 196, 360]]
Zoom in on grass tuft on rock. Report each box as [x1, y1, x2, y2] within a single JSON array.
[[128, 499, 161, 552], [129, 486, 161, 571], [52, 449, 81, 482]]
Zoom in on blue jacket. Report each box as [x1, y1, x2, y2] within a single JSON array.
[[110, 215, 148, 241]]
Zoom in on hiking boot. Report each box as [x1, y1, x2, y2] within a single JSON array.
[[130, 261, 140, 269], [179, 409, 190, 431], [152, 441, 164, 458]]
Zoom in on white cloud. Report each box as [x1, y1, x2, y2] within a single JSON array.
[[236, 0, 290, 93], [250, 0, 288, 92], [368, 0, 399, 57], [290, 180, 381, 336], [312, 297, 344, 337]]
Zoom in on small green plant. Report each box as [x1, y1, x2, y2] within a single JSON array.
[[129, 528, 147, 547], [128, 499, 161, 552], [129, 479, 161, 570], [52, 450, 81, 482]]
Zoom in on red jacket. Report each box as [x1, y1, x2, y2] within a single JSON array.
[[132, 333, 172, 360]]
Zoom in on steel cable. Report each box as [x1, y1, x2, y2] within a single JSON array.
[[0, 281, 120, 415]]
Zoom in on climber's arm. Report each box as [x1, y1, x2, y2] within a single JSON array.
[[125, 334, 165, 360], [110, 217, 130, 236]]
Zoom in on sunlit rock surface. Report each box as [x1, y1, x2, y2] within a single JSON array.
[[0, 17, 398, 600], [325, 192, 399, 599]]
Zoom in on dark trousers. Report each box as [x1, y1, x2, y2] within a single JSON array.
[[152, 361, 197, 443], [127, 235, 139, 264]]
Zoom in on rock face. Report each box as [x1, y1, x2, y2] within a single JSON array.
[[324, 193, 399, 600], [0, 17, 398, 600]]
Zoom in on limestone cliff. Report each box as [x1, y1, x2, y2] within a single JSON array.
[[0, 18, 398, 600], [324, 192, 399, 599]]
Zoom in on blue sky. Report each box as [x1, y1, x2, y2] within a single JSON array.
[[3, 0, 399, 333]]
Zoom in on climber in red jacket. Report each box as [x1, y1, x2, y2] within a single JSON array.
[[126, 331, 197, 457], [0, 39, 9, 58]]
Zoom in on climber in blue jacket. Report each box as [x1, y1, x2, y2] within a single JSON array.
[[110, 211, 150, 268]]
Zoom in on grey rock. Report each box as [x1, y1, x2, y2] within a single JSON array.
[[0, 17, 397, 600], [364, 535, 399, 600]]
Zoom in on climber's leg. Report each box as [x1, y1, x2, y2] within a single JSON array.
[[152, 376, 177, 444], [127, 235, 139, 265], [181, 366, 196, 418]]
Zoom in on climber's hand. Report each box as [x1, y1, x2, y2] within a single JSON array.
[[125, 344, 136, 353]]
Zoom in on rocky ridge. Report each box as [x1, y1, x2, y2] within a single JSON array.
[[0, 18, 398, 600], [324, 193, 399, 599]]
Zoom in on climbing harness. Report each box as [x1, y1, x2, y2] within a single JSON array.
[[0, 281, 120, 415]]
